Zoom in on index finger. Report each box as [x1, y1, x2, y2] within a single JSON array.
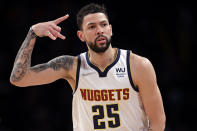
[[54, 14, 69, 25]]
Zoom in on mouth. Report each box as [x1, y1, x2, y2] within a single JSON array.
[[96, 36, 107, 44]]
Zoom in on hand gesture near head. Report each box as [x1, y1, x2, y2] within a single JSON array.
[[32, 14, 69, 40]]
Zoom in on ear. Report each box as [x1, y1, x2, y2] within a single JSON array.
[[109, 24, 113, 36], [77, 30, 85, 42]]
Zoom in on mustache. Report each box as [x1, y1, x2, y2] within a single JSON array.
[[95, 35, 107, 41]]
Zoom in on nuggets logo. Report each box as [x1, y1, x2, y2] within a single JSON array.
[[80, 88, 129, 101]]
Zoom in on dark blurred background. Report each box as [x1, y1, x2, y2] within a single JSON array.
[[1, 0, 196, 130]]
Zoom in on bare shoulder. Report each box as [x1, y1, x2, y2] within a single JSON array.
[[130, 52, 156, 86], [130, 52, 153, 70]]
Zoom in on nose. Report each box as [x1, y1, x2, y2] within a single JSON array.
[[96, 26, 104, 35]]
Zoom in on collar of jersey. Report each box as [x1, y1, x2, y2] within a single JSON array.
[[85, 48, 121, 77]]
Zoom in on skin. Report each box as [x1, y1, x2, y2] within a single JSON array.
[[130, 53, 166, 131], [10, 14, 78, 90], [10, 12, 165, 130], [77, 13, 115, 71]]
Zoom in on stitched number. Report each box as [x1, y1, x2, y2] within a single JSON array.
[[107, 104, 120, 128], [92, 104, 120, 129], [92, 105, 106, 129]]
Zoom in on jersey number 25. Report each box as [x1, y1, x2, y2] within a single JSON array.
[[92, 104, 120, 129]]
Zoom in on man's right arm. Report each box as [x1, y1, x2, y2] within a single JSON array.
[[10, 53, 77, 87], [10, 14, 78, 87]]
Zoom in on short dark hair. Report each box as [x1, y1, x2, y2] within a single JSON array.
[[77, 3, 109, 30]]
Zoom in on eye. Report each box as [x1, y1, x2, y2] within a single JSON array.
[[102, 23, 108, 27], [89, 25, 95, 30]]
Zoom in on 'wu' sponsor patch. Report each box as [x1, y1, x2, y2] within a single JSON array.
[[115, 67, 126, 77]]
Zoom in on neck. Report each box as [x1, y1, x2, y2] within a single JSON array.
[[88, 45, 117, 71]]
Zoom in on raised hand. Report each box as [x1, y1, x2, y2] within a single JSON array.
[[32, 14, 69, 40]]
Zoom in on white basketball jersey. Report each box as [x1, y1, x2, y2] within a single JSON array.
[[72, 49, 149, 131]]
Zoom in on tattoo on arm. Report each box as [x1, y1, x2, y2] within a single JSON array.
[[31, 55, 74, 73], [10, 28, 36, 82]]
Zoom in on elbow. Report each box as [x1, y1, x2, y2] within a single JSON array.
[[10, 76, 17, 86], [10, 77, 28, 87]]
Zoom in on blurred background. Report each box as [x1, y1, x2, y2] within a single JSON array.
[[1, 0, 196, 130]]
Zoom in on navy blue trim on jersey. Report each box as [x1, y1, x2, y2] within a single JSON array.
[[86, 48, 121, 77], [73, 55, 81, 94], [126, 50, 139, 92]]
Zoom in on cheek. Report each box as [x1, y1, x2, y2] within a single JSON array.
[[84, 32, 95, 41]]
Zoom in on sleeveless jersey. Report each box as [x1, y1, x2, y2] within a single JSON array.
[[72, 49, 149, 131]]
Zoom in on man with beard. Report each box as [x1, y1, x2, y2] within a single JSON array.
[[10, 3, 166, 131]]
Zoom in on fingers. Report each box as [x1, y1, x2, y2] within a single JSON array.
[[46, 31, 56, 40], [47, 26, 65, 40], [54, 14, 69, 25], [52, 24, 61, 32], [57, 33, 66, 40], [41, 14, 69, 40], [47, 31, 66, 40]]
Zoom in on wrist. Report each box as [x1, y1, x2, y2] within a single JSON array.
[[29, 26, 38, 38]]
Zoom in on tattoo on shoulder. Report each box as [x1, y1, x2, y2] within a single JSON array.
[[31, 55, 75, 73], [49, 55, 74, 71], [30, 64, 49, 73]]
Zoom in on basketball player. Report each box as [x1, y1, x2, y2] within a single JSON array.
[[10, 3, 166, 131]]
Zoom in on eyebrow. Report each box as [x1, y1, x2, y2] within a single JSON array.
[[86, 20, 108, 26]]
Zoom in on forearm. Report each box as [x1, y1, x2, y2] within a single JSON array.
[[148, 126, 165, 131], [148, 118, 166, 131], [10, 27, 37, 83]]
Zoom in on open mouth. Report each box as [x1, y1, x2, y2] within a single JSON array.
[[96, 36, 106, 44]]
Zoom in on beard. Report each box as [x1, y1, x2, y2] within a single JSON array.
[[87, 35, 111, 53]]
